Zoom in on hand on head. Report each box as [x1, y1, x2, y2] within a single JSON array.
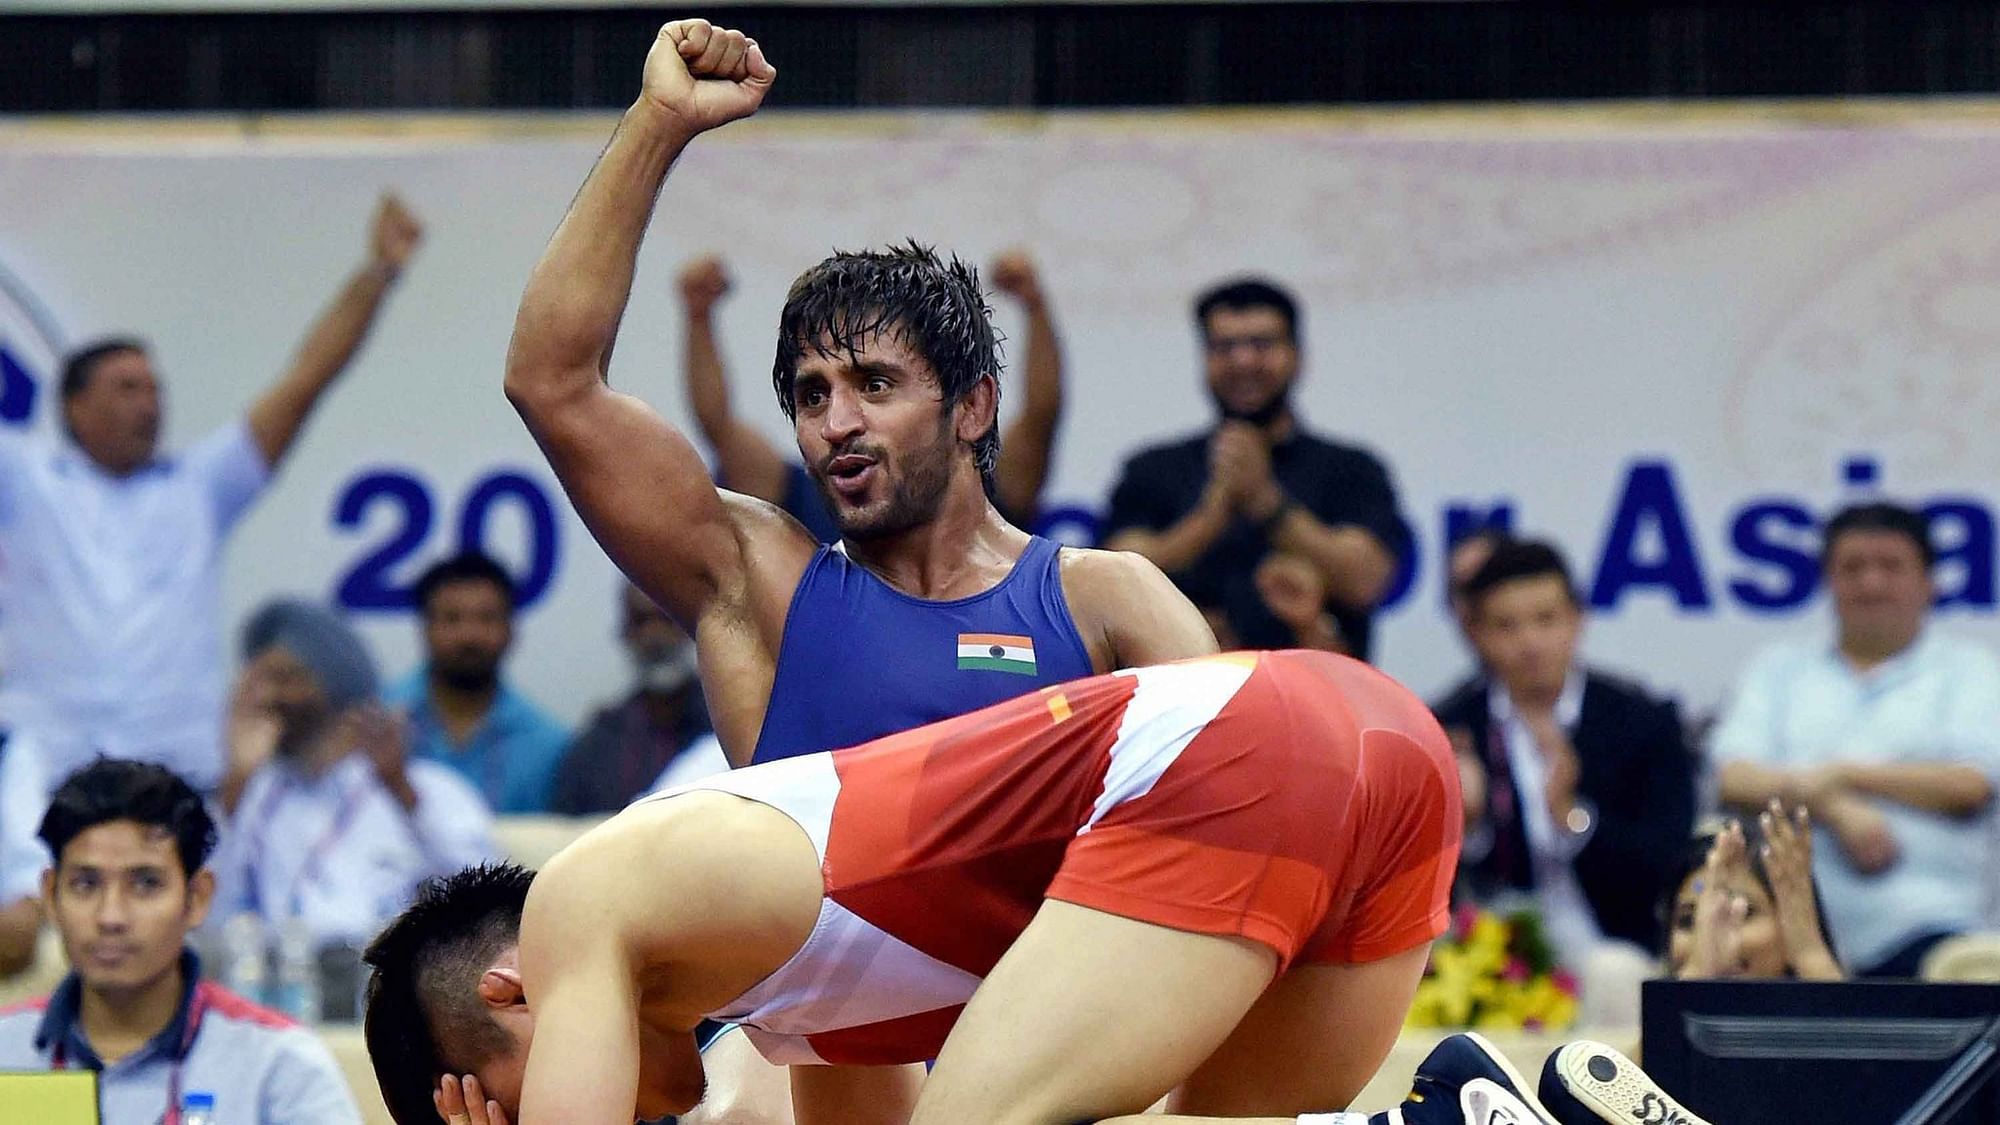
[[436, 1073, 508, 1125], [640, 19, 777, 134]]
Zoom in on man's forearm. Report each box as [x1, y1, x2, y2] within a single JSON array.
[[246, 263, 397, 464], [1103, 494, 1232, 574], [1717, 760, 1802, 813], [507, 103, 696, 402], [1267, 509, 1395, 609], [994, 297, 1064, 521], [684, 311, 731, 442], [1835, 762, 1994, 819]]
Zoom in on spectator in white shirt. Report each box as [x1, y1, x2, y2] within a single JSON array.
[[210, 600, 494, 953], [0, 196, 423, 792], [1712, 501, 2000, 976]]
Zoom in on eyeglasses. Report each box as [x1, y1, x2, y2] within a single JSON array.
[[1203, 333, 1291, 357]]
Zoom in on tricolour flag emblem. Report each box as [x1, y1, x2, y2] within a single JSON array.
[[957, 632, 1037, 675]]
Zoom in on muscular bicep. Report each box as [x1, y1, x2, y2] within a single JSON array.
[[1064, 549, 1218, 672], [510, 374, 746, 624], [1109, 560, 1220, 665]]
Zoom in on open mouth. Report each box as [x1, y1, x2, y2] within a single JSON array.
[[825, 454, 878, 499]]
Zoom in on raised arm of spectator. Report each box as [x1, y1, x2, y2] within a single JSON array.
[[988, 251, 1065, 525], [679, 256, 792, 505], [247, 194, 423, 467], [505, 25, 798, 628]]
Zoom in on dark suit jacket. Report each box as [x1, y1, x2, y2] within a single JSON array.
[[1433, 669, 1697, 954]]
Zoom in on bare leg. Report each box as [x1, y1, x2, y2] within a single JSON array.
[[910, 900, 1278, 1125], [1172, 942, 1432, 1115]]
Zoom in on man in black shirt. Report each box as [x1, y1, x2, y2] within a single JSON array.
[[1102, 278, 1410, 660]]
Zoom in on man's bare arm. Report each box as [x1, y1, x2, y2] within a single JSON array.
[[247, 194, 421, 467], [680, 256, 792, 504], [1063, 549, 1218, 671], [515, 863, 658, 1125], [1831, 762, 1993, 819], [505, 25, 781, 625], [1261, 507, 1398, 609], [989, 252, 1064, 524], [1101, 489, 1234, 577]]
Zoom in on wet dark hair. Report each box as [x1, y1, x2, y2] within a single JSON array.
[[413, 552, 517, 617], [1193, 278, 1301, 346], [59, 337, 148, 400], [771, 241, 1003, 484], [1461, 538, 1579, 612], [37, 757, 216, 879], [1660, 822, 1841, 977], [363, 863, 534, 1125], [1822, 502, 1934, 571]]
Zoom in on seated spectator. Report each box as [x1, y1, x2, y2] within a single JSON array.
[[1669, 807, 1842, 981], [0, 759, 360, 1122], [676, 249, 1067, 533], [551, 583, 723, 814], [1434, 539, 1697, 964], [212, 601, 493, 951], [1103, 277, 1409, 660], [1712, 502, 2000, 977], [386, 553, 569, 813]]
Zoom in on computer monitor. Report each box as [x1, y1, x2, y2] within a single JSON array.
[[1643, 979, 2000, 1125], [0, 1070, 99, 1125]]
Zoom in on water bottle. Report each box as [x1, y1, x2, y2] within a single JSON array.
[[180, 1091, 217, 1125], [220, 913, 267, 1005], [272, 916, 321, 1024]]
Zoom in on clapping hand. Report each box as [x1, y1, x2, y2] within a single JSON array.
[[1760, 800, 1843, 979], [1684, 822, 1752, 978]]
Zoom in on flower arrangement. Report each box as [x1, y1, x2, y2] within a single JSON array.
[[1405, 905, 1579, 1031]]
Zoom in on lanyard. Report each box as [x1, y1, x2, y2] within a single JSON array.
[[243, 767, 370, 919], [52, 987, 206, 1125]]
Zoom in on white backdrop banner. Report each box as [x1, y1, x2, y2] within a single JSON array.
[[3, 110, 1997, 726]]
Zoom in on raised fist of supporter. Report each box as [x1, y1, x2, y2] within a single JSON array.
[[678, 255, 732, 315], [640, 19, 777, 135]]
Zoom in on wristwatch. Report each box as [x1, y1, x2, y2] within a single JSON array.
[[1563, 799, 1596, 838]]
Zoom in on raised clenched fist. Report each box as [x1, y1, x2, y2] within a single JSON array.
[[678, 255, 732, 314], [640, 19, 777, 135]]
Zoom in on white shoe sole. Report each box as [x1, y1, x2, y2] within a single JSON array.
[[1548, 1041, 1713, 1125], [1460, 1031, 1563, 1121]]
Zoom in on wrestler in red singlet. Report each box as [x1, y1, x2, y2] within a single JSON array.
[[653, 648, 1462, 1066]]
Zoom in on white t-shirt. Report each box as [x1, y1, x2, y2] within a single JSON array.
[[0, 422, 269, 790]]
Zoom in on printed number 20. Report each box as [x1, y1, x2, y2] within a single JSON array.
[[333, 468, 559, 611]]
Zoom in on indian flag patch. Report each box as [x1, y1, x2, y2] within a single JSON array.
[[957, 632, 1037, 675]]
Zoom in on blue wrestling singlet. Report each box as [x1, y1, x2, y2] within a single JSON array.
[[750, 535, 1094, 763]]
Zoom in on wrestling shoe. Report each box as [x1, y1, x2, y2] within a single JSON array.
[[1537, 1040, 1713, 1125], [1371, 1033, 1562, 1124], [1305, 1077, 1560, 1125]]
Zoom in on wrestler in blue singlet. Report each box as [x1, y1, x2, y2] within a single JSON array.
[[751, 534, 1094, 764]]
